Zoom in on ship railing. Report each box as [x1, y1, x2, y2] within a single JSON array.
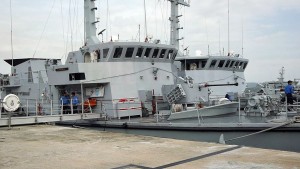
[[0, 98, 105, 119], [81, 98, 167, 120], [0, 70, 50, 87], [2, 96, 298, 124], [283, 96, 300, 113]]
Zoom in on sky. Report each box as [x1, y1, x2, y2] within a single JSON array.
[[0, 0, 299, 82]]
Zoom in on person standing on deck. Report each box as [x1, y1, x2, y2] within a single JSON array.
[[71, 92, 80, 114], [284, 80, 294, 111], [60, 92, 70, 114]]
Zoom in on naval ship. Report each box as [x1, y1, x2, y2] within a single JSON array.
[[0, 0, 248, 122], [1, 0, 300, 153]]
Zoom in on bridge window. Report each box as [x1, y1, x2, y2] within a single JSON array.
[[84, 52, 91, 62], [152, 49, 159, 58], [189, 63, 198, 70], [136, 48, 143, 58], [235, 61, 240, 68], [103, 48, 109, 58], [113, 47, 123, 58], [69, 73, 86, 81], [95, 50, 101, 61], [210, 60, 217, 68], [125, 47, 134, 58], [229, 61, 235, 68], [218, 60, 225, 68], [200, 60, 207, 68], [243, 62, 248, 69], [172, 51, 177, 60], [159, 49, 167, 58], [225, 60, 231, 68], [144, 48, 151, 58], [167, 50, 173, 59], [238, 62, 243, 69]]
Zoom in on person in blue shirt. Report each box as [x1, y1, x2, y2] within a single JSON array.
[[60, 92, 70, 114], [225, 94, 231, 101], [71, 92, 80, 114], [284, 80, 294, 110]]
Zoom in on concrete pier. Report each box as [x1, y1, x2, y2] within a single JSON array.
[[0, 125, 299, 169]]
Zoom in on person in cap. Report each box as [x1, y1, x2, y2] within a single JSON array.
[[284, 80, 294, 111], [60, 91, 70, 114]]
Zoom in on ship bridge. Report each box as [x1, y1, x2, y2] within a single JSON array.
[[66, 42, 179, 64], [175, 55, 249, 72]]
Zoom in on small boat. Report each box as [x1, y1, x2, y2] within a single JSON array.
[[167, 100, 239, 120]]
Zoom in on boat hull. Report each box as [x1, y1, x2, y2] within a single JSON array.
[[167, 102, 239, 120]]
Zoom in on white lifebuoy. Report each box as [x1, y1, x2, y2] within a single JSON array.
[[3, 94, 21, 112]]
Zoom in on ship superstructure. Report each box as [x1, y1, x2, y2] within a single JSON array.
[[175, 54, 248, 98], [0, 0, 190, 119], [0, 0, 248, 120]]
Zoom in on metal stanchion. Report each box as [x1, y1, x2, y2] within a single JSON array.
[[0, 100, 2, 119], [81, 83, 84, 114], [70, 99, 73, 114], [35, 100, 38, 116], [285, 96, 288, 119], [50, 100, 53, 116], [197, 108, 201, 125], [8, 111, 11, 129], [26, 100, 28, 116], [60, 100, 63, 115], [238, 97, 241, 123]]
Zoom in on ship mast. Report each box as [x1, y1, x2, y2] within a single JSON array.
[[10, 0, 14, 75], [278, 67, 285, 83], [169, 0, 190, 50], [84, 0, 100, 46]]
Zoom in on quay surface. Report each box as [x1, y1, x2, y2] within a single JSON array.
[[0, 125, 299, 169]]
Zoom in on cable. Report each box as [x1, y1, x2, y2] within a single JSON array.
[[33, 0, 56, 58], [68, 0, 73, 51], [83, 63, 245, 85], [83, 66, 179, 84], [59, 0, 67, 60], [159, 1, 168, 43], [9, 0, 14, 72], [182, 5, 186, 52], [74, 0, 80, 48], [106, 0, 111, 42], [155, 1, 158, 38], [205, 74, 246, 83]]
